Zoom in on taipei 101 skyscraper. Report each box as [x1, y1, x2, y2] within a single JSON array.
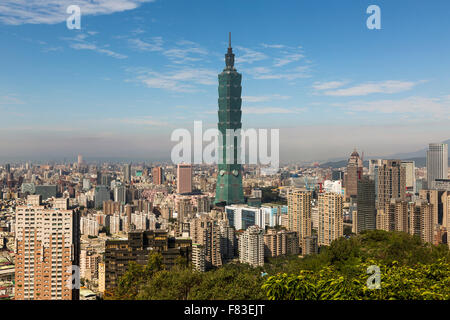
[[214, 33, 245, 205]]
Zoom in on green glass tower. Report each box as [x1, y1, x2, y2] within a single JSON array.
[[214, 33, 245, 205]]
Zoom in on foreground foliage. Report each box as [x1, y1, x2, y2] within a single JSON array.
[[108, 230, 450, 300], [262, 259, 450, 300]]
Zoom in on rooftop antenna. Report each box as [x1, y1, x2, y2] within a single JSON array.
[[229, 32, 231, 49]]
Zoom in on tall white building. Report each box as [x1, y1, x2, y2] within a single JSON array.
[[427, 143, 448, 189], [225, 204, 257, 230], [401, 160, 416, 194], [238, 225, 264, 267]]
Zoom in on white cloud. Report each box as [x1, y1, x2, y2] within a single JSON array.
[[235, 46, 268, 64], [129, 37, 163, 52], [127, 67, 217, 92], [261, 43, 286, 49], [312, 81, 347, 91], [273, 53, 304, 67], [322, 80, 422, 96], [0, 0, 155, 25], [0, 94, 25, 106], [339, 96, 450, 119], [162, 40, 209, 64], [242, 95, 291, 103], [63, 31, 128, 59], [248, 66, 311, 80], [70, 42, 127, 59], [242, 107, 305, 114]]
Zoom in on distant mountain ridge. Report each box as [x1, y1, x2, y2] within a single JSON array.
[[319, 139, 450, 168], [387, 139, 450, 159]]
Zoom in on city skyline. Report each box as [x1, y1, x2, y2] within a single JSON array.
[[1, 0, 450, 163]]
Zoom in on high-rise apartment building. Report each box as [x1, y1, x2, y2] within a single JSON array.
[[345, 150, 363, 201], [80, 249, 101, 281], [391, 199, 409, 233], [177, 163, 192, 194], [113, 184, 127, 205], [94, 185, 110, 209], [218, 219, 235, 261], [152, 167, 163, 185], [176, 197, 193, 222], [376, 207, 390, 232], [410, 200, 435, 244], [189, 214, 222, 269], [98, 263, 105, 294], [447, 194, 450, 249], [301, 235, 318, 255], [287, 189, 312, 245], [238, 225, 264, 267], [317, 192, 344, 246], [263, 229, 299, 257], [419, 189, 448, 244], [77, 154, 83, 167], [427, 143, 448, 189], [104, 231, 191, 293], [14, 195, 80, 300], [356, 176, 376, 233], [368, 159, 383, 178], [375, 160, 406, 210], [192, 244, 206, 272], [123, 163, 131, 184]]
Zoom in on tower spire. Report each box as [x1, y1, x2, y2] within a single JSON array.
[[225, 32, 235, 69]]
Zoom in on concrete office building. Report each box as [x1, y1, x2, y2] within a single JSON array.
[[427, 143, 448, 189], [401, 160, 416, 194], [225, 204, 258, 230]]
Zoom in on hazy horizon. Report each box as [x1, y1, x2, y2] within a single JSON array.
[[1, 0, 450, 163]]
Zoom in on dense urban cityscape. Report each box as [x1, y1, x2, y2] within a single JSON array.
[[1, 0, 450, 306], [1, 139, 449, 299]]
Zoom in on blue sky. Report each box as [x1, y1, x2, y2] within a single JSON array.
[[0, 0, 449, 163]]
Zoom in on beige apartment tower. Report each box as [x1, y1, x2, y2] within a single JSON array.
[[287, 189, 312, 245], [14, 195, 80, 300], [263, 229, 299, 257], [318, 192, 344, 246], [189, 214, 222, 269]]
